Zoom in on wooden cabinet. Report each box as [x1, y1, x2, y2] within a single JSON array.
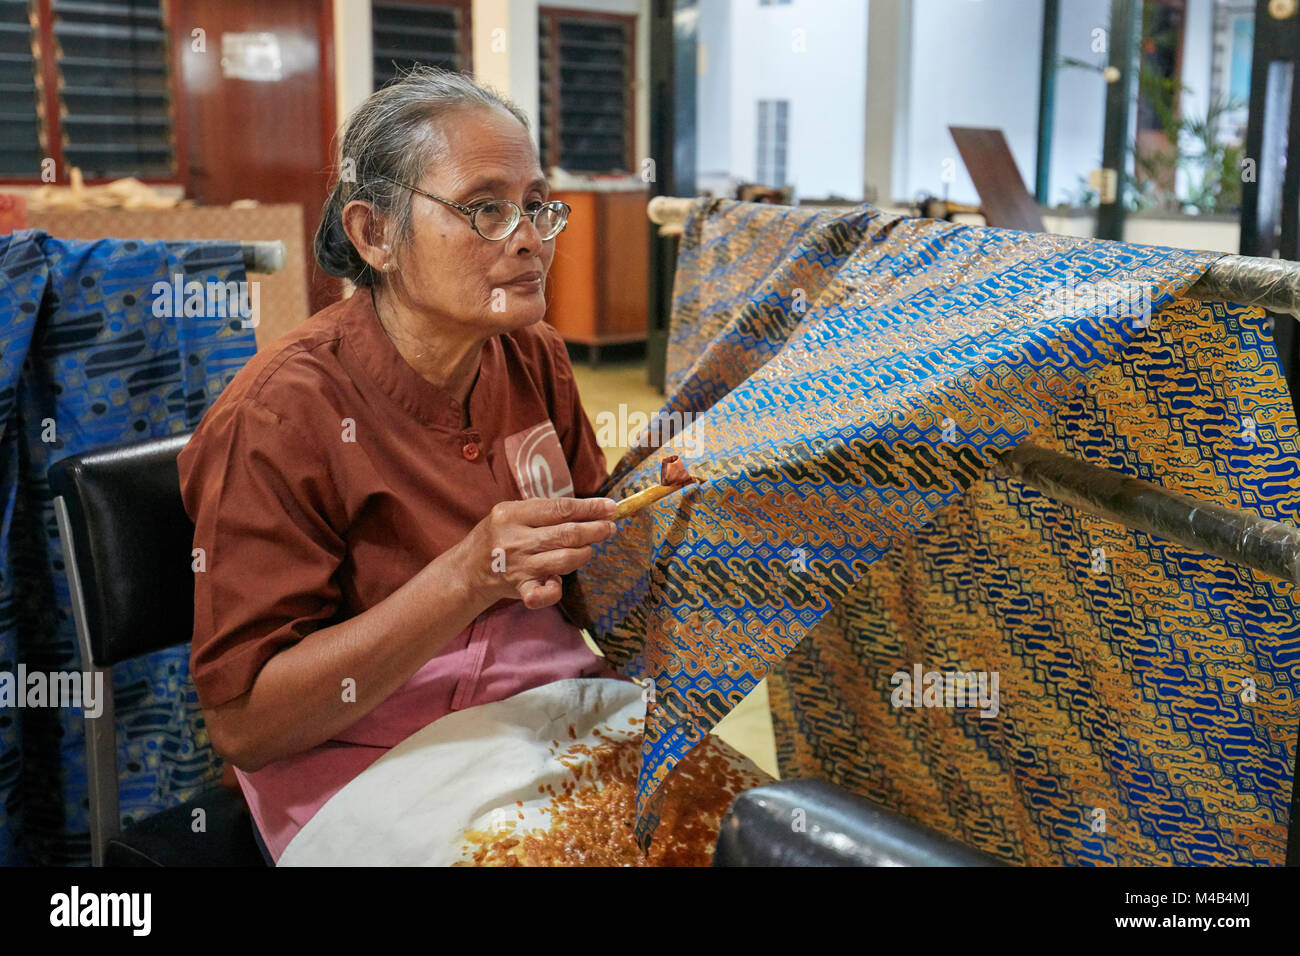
[[543, 188, 649, 361]]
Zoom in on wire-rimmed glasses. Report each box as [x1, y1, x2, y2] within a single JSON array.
[[373, 173, 570, 241]]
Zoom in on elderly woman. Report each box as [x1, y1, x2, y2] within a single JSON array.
[[178, 67, 622, 865]]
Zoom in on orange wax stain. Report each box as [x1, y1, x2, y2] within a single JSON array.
[[455, 735, 764, 867]]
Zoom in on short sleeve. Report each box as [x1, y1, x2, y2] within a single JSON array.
[[178, 400, 346, 709], [544, 330, 610, 498]]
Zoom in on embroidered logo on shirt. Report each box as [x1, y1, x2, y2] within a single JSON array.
[[504, 421, 574, 498]]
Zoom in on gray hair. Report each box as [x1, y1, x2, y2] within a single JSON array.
[[314, 65, 532, 287]]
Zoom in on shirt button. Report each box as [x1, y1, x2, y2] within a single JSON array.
[[462, 442, 480, 461]]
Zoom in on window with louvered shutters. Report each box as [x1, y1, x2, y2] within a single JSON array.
[[372, 0, 470, 90], [0, 0, 41, 177], [46, 0, 175, 179], [538, 9, 634, 175]]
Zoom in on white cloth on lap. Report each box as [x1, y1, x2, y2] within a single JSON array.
[[279, 677, 765, 866]]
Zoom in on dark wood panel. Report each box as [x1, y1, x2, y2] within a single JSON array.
[[544, 189, 647, 347], [171, 0, 337, 314], [949, 125, 1045, 233], [597, 190, 648, 339]]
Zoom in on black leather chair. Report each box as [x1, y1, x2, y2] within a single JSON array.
[[49, 433, 266, 866], [713, 778, 1007, 866]]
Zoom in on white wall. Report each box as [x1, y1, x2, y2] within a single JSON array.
[[899, 0, 1044, 204], [333, 0, 373, 134], [1045, 0, 1108, 206], [864, 0, 908, 205], [696, 0, 733, 187], [472, 0, 539, 151], [1126, 215, 1238, 252], [722, 0, 868, 200], [1042, 209, 1240, 253], [1176, 0, 1213, 204]]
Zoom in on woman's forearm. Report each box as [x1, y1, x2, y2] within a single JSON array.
[[206, 495, 617, 772], [208, 541, 491, 772]]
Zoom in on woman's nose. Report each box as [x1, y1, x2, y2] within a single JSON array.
[[508, 213, 542, 253]]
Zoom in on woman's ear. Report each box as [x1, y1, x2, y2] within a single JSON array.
[[341, 199, 392, 276]]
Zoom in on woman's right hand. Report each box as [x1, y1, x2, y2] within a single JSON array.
[[456, 496, 618, 610]]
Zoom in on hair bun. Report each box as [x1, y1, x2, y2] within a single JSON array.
[[314, 185, 373, 283]]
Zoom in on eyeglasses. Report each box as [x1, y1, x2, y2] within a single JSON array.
[[373, 174, 570, 241]]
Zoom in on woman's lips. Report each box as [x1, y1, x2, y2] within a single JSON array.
[[503, 275, 543, 291]]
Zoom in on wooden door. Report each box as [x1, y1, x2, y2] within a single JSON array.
[[170, 0, 338, 315]]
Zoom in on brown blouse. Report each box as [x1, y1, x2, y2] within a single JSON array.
[[178, 286, 611, 710]]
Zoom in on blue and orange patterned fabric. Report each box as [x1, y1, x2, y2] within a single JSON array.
[[578, 199, 1300, 862], [0, 230, 257, 864]]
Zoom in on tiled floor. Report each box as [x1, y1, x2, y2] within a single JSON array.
[[571, 357, 780, 779]]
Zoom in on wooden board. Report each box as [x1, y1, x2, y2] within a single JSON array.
[[948, 126, 1045, 233]]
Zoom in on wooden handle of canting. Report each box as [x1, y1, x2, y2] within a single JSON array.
[[612, 483, 680, 521]]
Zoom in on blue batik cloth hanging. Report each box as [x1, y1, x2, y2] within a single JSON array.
[[0, 230, 257, 865]]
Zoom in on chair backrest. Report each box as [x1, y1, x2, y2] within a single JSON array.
[[48, 432, 194, 667], [714, 778, 1006, 866]]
